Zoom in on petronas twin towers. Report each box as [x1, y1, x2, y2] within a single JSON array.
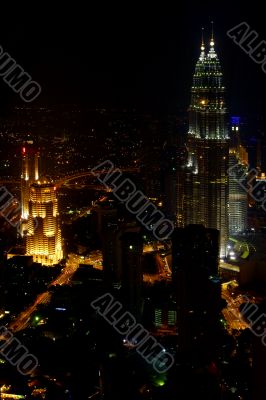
[[182, 29, 229, 257], [188, 31, 228, 140]]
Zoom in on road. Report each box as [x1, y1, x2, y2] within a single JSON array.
[[6, 241, 170, 334], [70, 251, 103, 271], [142, 247, 172, 283], [221, 281, 250, 333], [69, 195, 108, 222], [8, 254, 82, 333]]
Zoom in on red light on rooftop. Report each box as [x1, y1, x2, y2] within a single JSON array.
[[22, 147, 26, 154], [208, 361, 218, 375]]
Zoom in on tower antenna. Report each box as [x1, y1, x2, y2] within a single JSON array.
[[210, 21, 214, 47], [201, 27, 205, 51]]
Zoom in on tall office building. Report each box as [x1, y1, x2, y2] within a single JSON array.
[[183, 30, 229, 257], [120, 229, 143, 319], [102, 218, 143, 319], [229, 117, 249, 234], [26, 181, 63, 266], [161, 142, 178, 224], [21, 144, 40, 220], [172, 225, 221, 355]]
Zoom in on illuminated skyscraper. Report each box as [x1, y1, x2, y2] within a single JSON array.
[[229, 117, 249, 234], [183, 29, 229, 257], [26, 182, 63, 266], [21, 144, 40, 220]]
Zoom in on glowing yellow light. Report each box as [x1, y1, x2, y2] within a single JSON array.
[[210, 41, 214, 46], [200, 100, 205, 105]]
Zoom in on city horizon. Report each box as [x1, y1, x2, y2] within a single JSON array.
[[0, 4, 265, 399]]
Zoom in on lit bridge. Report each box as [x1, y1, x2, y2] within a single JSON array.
[[55, 167, 140, 187], [0, 167, 140, 189]]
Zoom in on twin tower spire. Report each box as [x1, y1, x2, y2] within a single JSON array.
[[199, 22, 216, 60]]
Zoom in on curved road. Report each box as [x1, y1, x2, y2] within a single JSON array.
[[8, 254, 81, 333]]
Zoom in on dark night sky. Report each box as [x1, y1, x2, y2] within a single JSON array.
[[0, 2, 265, 117]]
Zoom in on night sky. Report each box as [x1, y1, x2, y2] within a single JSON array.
[[0, 2, 265, 116]]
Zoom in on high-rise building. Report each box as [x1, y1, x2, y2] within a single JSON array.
[[154, 300, 177, 331], [229, 117, 249, 234], [26, 181, 63, 266], [120, 229, 143, 319], [102, 218, 143, 319], [172, 224, 221, 355], [161, 142, 178, 224], [21, 144, 40, 220], [182, 31, 229, 257]]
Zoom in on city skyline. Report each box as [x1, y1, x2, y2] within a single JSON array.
[[0, 6, 266, 399]]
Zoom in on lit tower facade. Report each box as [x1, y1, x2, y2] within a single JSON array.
[[229, 117, 248, 234], [184, 29, 229, 257], [21, 144, 40, 220], [26, 182, 63, 266]]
